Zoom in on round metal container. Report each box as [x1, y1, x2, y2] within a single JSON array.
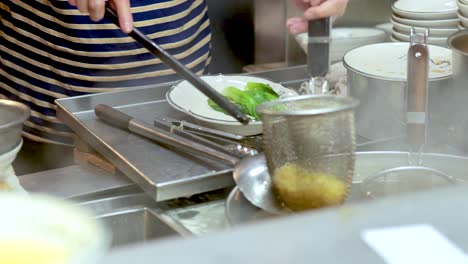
[[447, 30, 468, 151], [343, 43, 453, 145], [226, 151, 468, 226], [0, 99, 30, 155]]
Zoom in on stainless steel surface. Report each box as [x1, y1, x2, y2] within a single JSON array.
[[0, 99, 30, 155], [447, 30, 468, 151], [306, 18, 331, 95], [101, 184, 468, 264], [79, 193, 191, 248], [254, 0, 286, 64], [232, 154, 285, 214], [55, 66, 310, 202], [257, 95, 358, 211], [56, 86, 234, 202], [344, 54, 453, 146], [20, 165, 135, 199]]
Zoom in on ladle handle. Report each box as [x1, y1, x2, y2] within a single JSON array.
[[103, 6, 250, 125], [407, 29, 429, 147], [95, 104, 240, 166]]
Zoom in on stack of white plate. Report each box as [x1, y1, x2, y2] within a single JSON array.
[[295, 27, 387, 63], [457, 0, 468, 30], [391, 0, 459, 46]]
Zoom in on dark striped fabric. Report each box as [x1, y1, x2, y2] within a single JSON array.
[[0, 0, 211, 145]]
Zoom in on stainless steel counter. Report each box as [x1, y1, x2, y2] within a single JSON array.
[[102, 184, 468, 264]]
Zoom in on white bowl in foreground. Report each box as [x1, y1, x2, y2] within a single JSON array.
[[166, 75, 297, 136], [0, 193, 110, 264]]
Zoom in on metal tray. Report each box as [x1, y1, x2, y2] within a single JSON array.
[[55, 66, 310, 202]]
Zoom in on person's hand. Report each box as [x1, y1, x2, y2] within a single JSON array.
[[68, 0, 133, 33], [287, 0, 349, 35]]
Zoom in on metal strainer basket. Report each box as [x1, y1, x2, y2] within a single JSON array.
[[257, 95, 359, 211]]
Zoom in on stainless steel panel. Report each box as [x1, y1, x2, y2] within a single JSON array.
[[56, 68, 310, 203]]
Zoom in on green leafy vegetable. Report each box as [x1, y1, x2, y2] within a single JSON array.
[[207, 82, 279, 121]]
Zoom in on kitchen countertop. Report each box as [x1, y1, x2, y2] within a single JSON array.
[[101, 184, 468, 264]]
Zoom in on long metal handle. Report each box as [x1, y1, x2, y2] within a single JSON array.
[[104, 6, 250, 125], [307, 17, 331, 94], [407, 28, 429, 147], [95, 104, 239, 166]]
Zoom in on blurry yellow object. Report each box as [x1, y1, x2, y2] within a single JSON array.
[[273, 163, 347, 211], [0, 180, 11, 191], [0, 240, 71, 264]]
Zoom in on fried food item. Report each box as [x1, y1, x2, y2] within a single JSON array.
[[273, 163, 347, 211]]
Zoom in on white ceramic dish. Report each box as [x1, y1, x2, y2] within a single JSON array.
[[457, 10, 468, 27], [392, 0, 457, 20], [343, 42, 452, 81], [459, 22, 467, 30], [391, 18, 457, 36], [457, 0, 468, 16], [392, 31, 448, 46], [0, 193, 110, 264], [295, 27, 387, 62], [166, 75, 297, 136], [392, 14, 459, 28]]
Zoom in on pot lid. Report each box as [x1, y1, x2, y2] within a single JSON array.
[[343, 42, 452, 81]]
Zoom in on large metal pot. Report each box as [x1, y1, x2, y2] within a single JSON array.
[[343, 43, 453, 145], [0, 99, 30, 155], [448, 30, 468, 151]]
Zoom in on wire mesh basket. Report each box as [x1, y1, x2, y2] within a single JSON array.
[[257, 95, 359, 211]]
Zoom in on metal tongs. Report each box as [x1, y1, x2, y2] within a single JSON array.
[[103, 6, 249, 125], [300, 17, 331, 95]]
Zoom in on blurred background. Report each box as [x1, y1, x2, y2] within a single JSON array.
[[206, 0, 395, 73]]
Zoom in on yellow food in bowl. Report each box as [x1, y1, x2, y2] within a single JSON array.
[[273, 163, 348, 211], [0, 239, 71, 264]]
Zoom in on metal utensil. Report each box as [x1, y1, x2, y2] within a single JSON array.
[[103, 6, 249, 125], [257, 95, 359, 212], [300, 17, 331, 95], [159, 117, 245, 141], [95, 104, 282, 214], [94, 104, 239, 165], [153, 118, 257, 158]]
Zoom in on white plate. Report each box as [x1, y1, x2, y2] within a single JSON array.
[[457, 0, 468, 16], [343, 42, 452, 81], [391, 18, 457, 36], [0, 193, 110, 264], [392, 0, 457, 19], [166, 75, 297, 136], [392, 14, 459, 28]]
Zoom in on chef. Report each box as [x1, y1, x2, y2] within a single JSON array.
[[0, 0, 349, 175]]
